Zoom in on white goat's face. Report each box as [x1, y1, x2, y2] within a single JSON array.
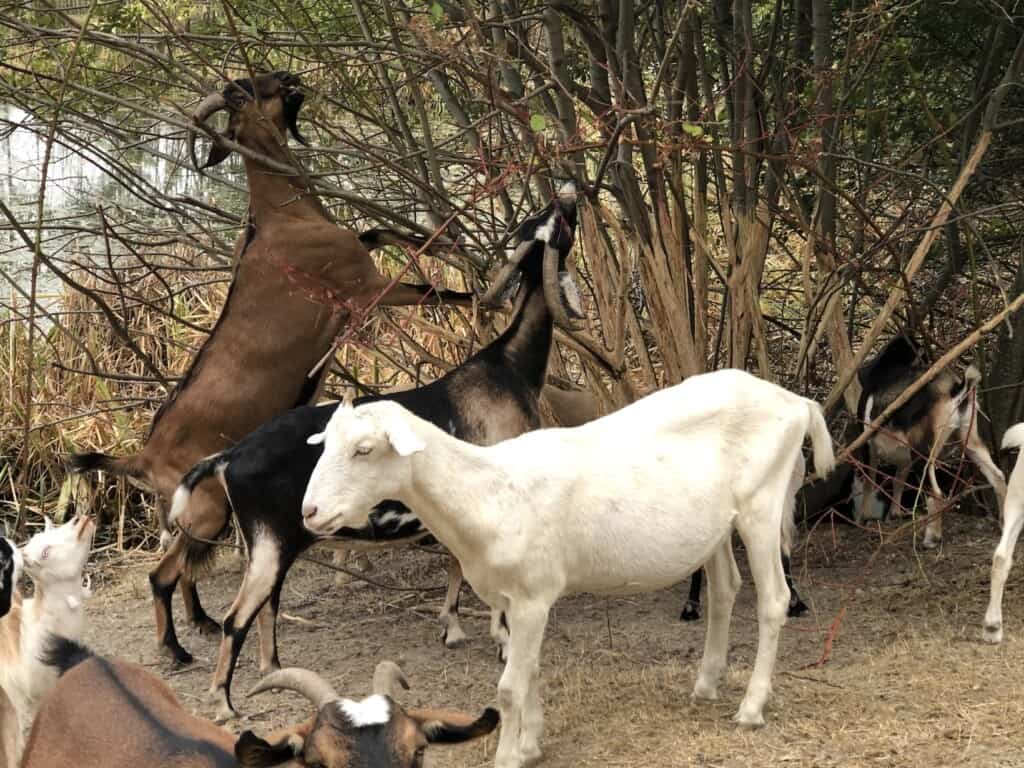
[[302, 402, 425, 536], [21, 515, 95, 587]]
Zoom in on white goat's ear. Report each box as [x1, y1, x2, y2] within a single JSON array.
[[43, 515, 54, 532], [307, 432, 326, 446], [385, 420, 425, 457], [342, 389, 356, 409]]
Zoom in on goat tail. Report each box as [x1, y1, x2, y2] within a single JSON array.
[[168, 453, 228, 531], [1002, 423, 1024, 452], [66, 451, 145, 481], [805, 400, 836, 479]]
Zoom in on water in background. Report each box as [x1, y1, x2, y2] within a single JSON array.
[[0, 103, 216, 298]]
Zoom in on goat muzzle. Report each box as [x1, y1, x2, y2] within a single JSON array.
[[189, 92, 229, 169], [248, 667, 339, 709]]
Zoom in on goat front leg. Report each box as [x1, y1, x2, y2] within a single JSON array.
[[922, 462, 948, 550], [984, 492, 1024, 643], [439, 556, 468, 648], [692, 540, 741, 702], [735, 515, 789, 728], [494, 603, 549, 768]]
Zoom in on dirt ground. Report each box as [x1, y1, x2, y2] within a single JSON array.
[[83, 509, 1024, 768]]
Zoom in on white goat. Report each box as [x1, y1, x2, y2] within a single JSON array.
[[301, 370, 835, 768], [0, 515, 94, 766], [983, 423, 1024, 644]]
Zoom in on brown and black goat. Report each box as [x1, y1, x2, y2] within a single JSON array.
[[68, 71, 473, 664], [167, 183, 582, 721], [21, 637, 497, 768], [853, 336, 1007, 548]]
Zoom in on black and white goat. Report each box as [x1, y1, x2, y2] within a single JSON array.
[[21, 639, 497, 768], [302, 373, 835, 767], [169, 183, 582, 721], [852, 336, 1006, 548]]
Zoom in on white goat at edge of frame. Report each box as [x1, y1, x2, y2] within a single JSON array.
[[300, 369, 836, 768], [983, 422, 1024, 644]]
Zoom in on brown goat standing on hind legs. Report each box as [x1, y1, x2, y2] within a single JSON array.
[[67, 71, 474, 665]]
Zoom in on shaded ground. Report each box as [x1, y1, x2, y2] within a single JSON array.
[[84, 510, 1024, 767]]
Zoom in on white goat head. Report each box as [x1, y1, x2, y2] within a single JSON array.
[[302, 402, 425, 536], [20, 515, 95, 589]]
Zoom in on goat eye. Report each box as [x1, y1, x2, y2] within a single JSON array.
[[40, 547, 50, 560], [354, 446, 373, 457]]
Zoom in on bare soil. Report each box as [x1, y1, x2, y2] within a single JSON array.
[[85, 510, 1024, 768]]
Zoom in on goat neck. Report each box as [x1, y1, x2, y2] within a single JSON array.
[[493, 259, 554, 393], [237, 123, 328, 226], [400, 421, 509, 562]]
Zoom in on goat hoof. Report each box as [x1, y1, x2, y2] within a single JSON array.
[[983, 623, 1003, 644], [691, 682, 719, 702], [442, 626, 467, 649], [679, 602, 701, 622], [213, 704, 238, 724], [788, 598, 809, 618], [194, 617, 222, 637], [161, 644, 194, 666], [922, 534, 942, 550], [733, 710, 766, 729]]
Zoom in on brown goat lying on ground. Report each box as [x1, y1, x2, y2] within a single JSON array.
[[69, 70, 473, 665], [22, 637, 497, 768]]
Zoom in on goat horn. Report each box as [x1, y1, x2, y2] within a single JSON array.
[[372, 661, 409, 698], [247, 667, 339, 709], [188, 92, 228, 169], [480, 240, 531, 308], [542, 243, 583, 331]]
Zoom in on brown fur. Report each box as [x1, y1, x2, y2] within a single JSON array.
[[20, 655, 300, 768], [71, 72, 473, 661]]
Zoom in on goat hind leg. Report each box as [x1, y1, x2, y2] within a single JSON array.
[[181, 576, 220, 637], [207, 538, 287, 722], [983, 495, 1024, 643], [440, 556, 468, 648], [693, 540, 741, 702], [149, 534, 194, 665], [679, 569, 703, 622], [735, 515, 790, 727], [966, 427, 1008, 508]]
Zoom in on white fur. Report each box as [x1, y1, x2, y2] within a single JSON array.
[[302, 370, 835, 768], [983, 423, 1024, 643], [0, 517, 94, 765], [338, 694, 391, 727]]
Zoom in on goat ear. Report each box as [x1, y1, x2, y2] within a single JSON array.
[[385, 419, 425, 458], [307, 431, 326, 446], [235, 730, 303, 768], [43, 515, 54, 532], [202, 134, 233, 169], [408, 706, 500, 744]]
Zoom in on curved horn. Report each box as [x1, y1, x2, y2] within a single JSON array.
[[248, 667, 339, 709], [542, 243, 583, 330], [188, 92, 228, 169], [373, 660, 410, 698]]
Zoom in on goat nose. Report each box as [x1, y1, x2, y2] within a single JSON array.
[[302, 503, 317, 520]]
